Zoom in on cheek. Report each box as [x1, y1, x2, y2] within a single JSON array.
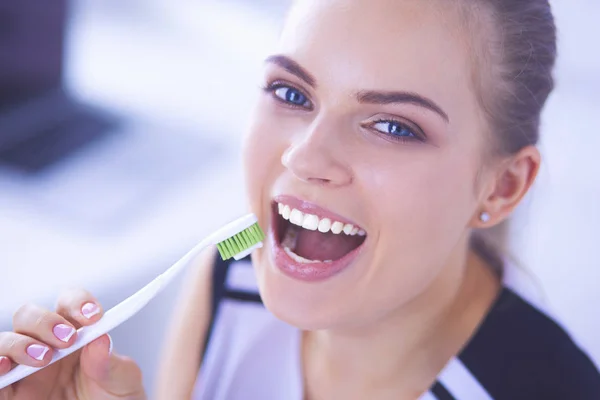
[[242, 107, 285, 208], [363, 150, 477, 223], [357, 149, 479, 295]]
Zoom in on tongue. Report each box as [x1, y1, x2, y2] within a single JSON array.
[[294, 226, 363, 261]]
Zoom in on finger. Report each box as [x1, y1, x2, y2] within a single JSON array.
[[0, 332, 52, 368], [0, 356, 12, 376], [80, 335, 144, 396], [12, 304, 77, 349], [55, 288, 104, 329]]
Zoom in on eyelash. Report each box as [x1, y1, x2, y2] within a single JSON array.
[[262, 80, 313, 110], [262, 80, 426, 144], [364, 119, 426, 144]]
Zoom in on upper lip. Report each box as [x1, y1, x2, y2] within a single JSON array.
[[272, 194, 364, 229]]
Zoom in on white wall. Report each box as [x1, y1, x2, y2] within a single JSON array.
[[512, 0, 600, 365]]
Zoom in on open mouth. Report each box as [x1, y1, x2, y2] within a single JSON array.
[[272, 200, 367, 265]]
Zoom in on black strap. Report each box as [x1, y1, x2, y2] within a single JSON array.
[[431, 382, 456, 400], [200, 253, 263, 369], [223, 289, 263, 304]]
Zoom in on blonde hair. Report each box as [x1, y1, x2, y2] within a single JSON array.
[[463, 0, 556, 271]]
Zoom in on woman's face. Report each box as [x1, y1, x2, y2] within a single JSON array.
[[243, 0, 490, 329]]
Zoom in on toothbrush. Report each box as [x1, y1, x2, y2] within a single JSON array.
[[0, 213, 264, 388]]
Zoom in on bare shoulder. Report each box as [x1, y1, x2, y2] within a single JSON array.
[[154, 246, 217, 399]]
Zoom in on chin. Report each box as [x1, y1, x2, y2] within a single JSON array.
[[258, 271, 339, 330], [252, 240, 369, 331]]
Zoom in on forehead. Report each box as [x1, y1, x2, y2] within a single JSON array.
[[278, 0, 475, 110]]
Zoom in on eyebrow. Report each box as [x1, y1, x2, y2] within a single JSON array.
[[357, 90, 450, 122], [265, 54, 317, 88]]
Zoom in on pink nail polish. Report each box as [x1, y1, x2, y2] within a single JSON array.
[[26, 344, 49, 361], [81, 302, 100, 319], [53, 324, 76, 342], [0, 356, 10, 368]]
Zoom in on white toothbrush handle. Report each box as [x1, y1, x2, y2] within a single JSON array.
[[0, 237, 212, 389]]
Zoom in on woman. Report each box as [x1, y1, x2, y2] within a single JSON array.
[[1, 0, 599, 399]]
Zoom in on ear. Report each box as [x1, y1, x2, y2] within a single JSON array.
[[473, 146, 541, 228]]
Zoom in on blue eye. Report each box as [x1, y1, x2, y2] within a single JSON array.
[[369, 119, 426, 143], [373, 120, 415, 137], [274, 86, 310, 107]]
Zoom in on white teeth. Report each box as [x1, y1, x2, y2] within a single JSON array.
[[318, 218, 332, 233], [343, 224, 354, 235], [289, 209, 304, 226], [284, 246, 322, 264], [282, 205, 291, 220], [302, 214, 319, 231], [276, 202, 366, 237], [331, 221, 344, 234]]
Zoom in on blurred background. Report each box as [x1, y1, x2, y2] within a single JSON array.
[[0, 0, 598, 395]]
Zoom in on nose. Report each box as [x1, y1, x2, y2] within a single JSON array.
[[281, 118, 353, 187]]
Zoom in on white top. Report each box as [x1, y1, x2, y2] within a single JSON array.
[[192, 257, 600, 400]]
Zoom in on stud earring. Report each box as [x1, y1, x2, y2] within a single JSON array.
[[480, 212, 491, 223]]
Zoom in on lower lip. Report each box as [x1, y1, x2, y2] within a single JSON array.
[[268, 224, 365, 283]]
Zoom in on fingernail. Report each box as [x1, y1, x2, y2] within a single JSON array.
[[53, 324, 76, 342], [107, 334, 113, 355], [81, 302, 100, 319], [0, 356, 10, 368], [26, 344, 49, 361]]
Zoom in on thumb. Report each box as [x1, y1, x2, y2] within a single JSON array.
[[79, 335, 144, 397]]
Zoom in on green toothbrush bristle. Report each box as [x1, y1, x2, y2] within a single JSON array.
[[217, 222, 265, 260]]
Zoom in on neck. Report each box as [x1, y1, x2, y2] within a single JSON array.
[[302, 244, 501, 398]]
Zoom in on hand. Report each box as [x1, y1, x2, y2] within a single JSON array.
[[0, 289, 146, 399]]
